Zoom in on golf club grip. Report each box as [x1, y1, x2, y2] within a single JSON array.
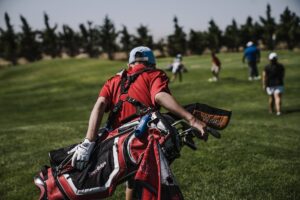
[[206, 127, 221, 138]]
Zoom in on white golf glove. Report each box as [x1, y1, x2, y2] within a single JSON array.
[[71, 138, 95, 170]]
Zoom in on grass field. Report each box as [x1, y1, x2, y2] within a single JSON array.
[[0, 51, 299, 200]]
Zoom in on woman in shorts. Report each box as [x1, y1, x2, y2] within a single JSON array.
[[262, 52, 285, 116]]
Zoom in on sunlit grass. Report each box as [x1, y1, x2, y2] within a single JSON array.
[[0, 50, 299, 199]]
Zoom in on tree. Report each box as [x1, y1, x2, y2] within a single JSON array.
[[18, 15, 41, 61], [167, 16, 187, 56], [59, 25, 79, 57], [133, 24, 154, 49], [207, 19, 222, 52], [240, 16, 262, 47], [277, 7, 300, 49], [0, 12, 18, 65], [224, 19, 240, 51], [188, 29, 207, 55], [119, 25, 133, 58], [79, 21, 100, 58], [99, 15, 118, 60], [0, 30, 3, 58], [259, 4, 277, 50], [40, 13, 60, 57], [154, 38, 167, 57]]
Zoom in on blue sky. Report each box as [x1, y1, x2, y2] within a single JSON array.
[[0, 0, 299, 41]]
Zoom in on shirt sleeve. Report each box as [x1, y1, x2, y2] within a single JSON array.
[[149, 70, 171, 105]]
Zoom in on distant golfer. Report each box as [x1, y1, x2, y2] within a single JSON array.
[[242, 41, 261, 81], [208, 52, 221, 82], [262, 52, 285, 116], [170, 54, 186, 82]]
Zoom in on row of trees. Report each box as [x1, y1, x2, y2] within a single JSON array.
[[0, 4, 300, 65]]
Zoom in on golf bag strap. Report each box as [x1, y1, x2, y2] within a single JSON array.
[[106, 68, 153, 129]]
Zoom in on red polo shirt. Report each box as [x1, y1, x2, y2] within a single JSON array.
[[99, 64, 170, 128]]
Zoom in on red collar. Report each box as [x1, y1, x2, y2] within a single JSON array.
[[127, 64, 147, 74]]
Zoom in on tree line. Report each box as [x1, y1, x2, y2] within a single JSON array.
[[0, 4, 299, 66]]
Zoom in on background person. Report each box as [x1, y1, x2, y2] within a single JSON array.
[[170, 54, 186, 82], [208, 52, 221, 82], [242, 41, 261, 81], [70, 46, 207, 200], [262, 52, 285, 116]]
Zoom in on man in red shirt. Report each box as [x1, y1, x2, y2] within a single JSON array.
[[71, 46, 206, 199]]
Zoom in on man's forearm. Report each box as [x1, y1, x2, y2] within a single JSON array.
[[155, 92, 194, 122], [86, 97, 107, 141], [155, 92, 206, 135]]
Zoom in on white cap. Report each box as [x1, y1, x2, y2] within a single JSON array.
[[246, 41, 253, 47], [269, 52, 277, 60]]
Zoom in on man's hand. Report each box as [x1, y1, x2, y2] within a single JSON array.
[[188, 116, 208, 140], [71, 138, 95, 170]]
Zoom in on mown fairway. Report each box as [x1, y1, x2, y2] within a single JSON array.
[[0, 51, 299, 200]]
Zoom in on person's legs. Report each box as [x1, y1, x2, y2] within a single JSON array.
[[125, 178, 136, 200], [248, 61, 259, 80], [248, 62, 253, 80], [171, 73, 176, 82], [178, 72, 182, 82], [274, 92, 282, 115], [215, 70, 219, 81], [268, 95, 275, 113], [125, 187, 134, 200], [252, 63, 259, 77]]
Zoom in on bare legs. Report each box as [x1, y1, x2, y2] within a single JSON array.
[[171, 72, 182, 82], [268, 95, 274, 113], [125, 187, 133, 200], [268, 92, 282, 115], [274, 92, 282, 115]]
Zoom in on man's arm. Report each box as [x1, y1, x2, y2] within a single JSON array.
[[71, 96, 107, 170], [155, 92, 206, 135], [85, 96, 108, 141]]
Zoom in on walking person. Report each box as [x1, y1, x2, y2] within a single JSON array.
[[70, 46, 207, 200], [242, 41, 261, 81], [208, 52, 221, 82], [262, 52, 285, 116], [170, 54, 186, 82]]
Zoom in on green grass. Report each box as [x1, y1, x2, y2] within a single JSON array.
[[0, 51, 299, 199]]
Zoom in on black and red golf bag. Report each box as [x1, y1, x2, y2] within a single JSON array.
[[34, 103, 231, 200]]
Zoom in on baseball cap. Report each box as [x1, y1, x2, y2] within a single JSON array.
[[176, 54, 182, 58], [269, 52, 277, 60], [128, 46, 156, 65], [246, 41, 253, 47]]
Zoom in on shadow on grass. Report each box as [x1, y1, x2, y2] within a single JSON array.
[[284, 106, 300, 114], [221, 77, 254, 84]]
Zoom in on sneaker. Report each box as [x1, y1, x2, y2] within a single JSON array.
[[254, 76, 261, 80], [276, 112, 281, 116], [208, 77, 217, 82], [248, 77, 253, 81]]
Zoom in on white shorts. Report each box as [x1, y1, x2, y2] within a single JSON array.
[[211, 64, 220, 73], [172, 62, 181, 74], [266, 86, 284, 95]]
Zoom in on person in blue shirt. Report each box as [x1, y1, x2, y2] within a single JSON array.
[[242, 41, 261, 81]]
